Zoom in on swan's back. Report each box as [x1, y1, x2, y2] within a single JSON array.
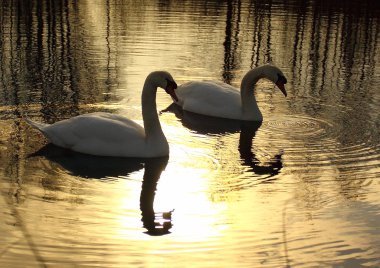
[[26, 112, 150, 157], [176, 81, 243, 119]]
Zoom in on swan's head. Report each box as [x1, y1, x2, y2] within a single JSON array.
[[263, 65, 288, 97], [164, 78, 178, 102], [149, 71, 178, 101]]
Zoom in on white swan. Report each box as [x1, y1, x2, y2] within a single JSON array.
[[25, 71, 178, 158], [174, 64, 287, 121]]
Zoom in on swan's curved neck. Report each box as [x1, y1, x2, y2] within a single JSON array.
[[141, 80, 165, 141], [240, 67, 264, 120]]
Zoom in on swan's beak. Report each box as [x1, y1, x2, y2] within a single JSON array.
[[165, 80, 178, 102], [276, 82, 287, 97], [276, 75, 287, 97]]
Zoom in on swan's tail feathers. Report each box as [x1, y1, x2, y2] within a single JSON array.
[[25, 118, 49, 132]]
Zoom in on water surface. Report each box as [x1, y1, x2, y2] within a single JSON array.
[[1, 0, 380, 267]]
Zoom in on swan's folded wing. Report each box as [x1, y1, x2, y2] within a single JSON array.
[[43, 113, 145, 150], [179, 81, 242, 119]]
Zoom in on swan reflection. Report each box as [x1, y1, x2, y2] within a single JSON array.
[[162, 103, 242, 134], [140, 157, 172, 236], [239, 122, 283, 178], [162, 103, 283, 178], [29, 144, 145, 179], [29, 145, 172, 235]]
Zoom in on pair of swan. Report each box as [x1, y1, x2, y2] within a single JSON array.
[[26, 65, 287, 158]]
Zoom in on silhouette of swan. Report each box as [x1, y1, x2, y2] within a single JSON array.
[[25, 71, 178, 157], [29, 145, 172, 235], [173, 64, 287, 121]]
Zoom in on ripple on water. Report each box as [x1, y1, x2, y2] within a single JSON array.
[[259, 114, 380, 179]]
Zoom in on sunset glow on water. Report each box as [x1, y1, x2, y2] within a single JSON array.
[[1, 1, 379, 267]]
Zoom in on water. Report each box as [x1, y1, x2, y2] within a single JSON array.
[[1, 0, 379, 267]]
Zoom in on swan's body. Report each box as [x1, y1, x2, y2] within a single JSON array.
[[174, 65, 287, 121], [26, 71, 178, 158]]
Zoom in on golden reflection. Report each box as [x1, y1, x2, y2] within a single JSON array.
[[1, 0, 380, 266], [155, 164, 228, 240], [131, 115, 284, 241]]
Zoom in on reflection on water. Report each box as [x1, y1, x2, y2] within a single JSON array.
[[1, 0, 380, 267], [139, 156, 172, 236], [29, 144, 145, 179], [30, 144, 172, 235], [163, 103, 283, 178], [239, 122, 283, 177]]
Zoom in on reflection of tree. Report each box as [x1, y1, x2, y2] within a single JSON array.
[[249, 0, 273, 67], [291, 0, 307, 90], [103, 0, 120, 102], [0, 1, 120, 122], [291, 1, 378, 108], [270, 1, 380, 203], [223, 0, 241, 84]]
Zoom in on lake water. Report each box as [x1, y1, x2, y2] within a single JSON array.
[[1, 0, 380, 267]]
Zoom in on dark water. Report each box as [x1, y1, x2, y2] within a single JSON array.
[[1, 0, 380, 267]]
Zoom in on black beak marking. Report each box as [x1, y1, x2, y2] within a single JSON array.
[[165, 78, 177, 91], [277, 74, 287, 84]]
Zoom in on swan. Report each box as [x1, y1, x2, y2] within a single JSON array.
[[174, 64, 287, 121], [25, 71, 178, 158]]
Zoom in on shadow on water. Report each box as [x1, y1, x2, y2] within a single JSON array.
[[29, 145, 172, 236], [162, 103, 283, 178]]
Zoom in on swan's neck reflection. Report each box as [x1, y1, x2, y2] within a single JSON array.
[[162, 104, 283, 178], [239, 122, 283, 177], [139, 156, 172, 236], [29, 145, 172, 235]]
